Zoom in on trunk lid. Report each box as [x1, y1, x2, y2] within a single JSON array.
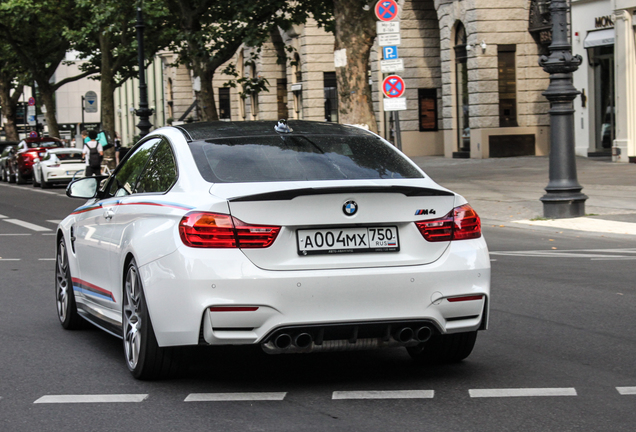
[[211, 180, 456, 271]]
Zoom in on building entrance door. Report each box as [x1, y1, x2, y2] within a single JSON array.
[[593, 46, 615, 152]]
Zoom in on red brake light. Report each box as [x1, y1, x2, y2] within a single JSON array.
[[415, 204, 481, 242], [179, 212, 280, 249]]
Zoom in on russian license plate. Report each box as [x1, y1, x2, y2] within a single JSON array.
[[297, 226, 399, 255]]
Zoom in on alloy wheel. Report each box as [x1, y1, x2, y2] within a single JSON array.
[[55, 240, 69, 322], [123, 264, 142, 370]]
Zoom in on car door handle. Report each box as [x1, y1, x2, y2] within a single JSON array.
[[103, 209, 114, 220]]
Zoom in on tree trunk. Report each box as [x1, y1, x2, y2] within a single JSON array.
[[333, 0, 378, 132], [193, 61, 218, 121], [100, 33, 116, 142], [39, 83, 60, 138], [0, 82, 22, 141]]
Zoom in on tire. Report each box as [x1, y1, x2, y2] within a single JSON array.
[[8, 169, 15, 183], [41, 175, 50, 189], [55, 236, 84, 329], [16, 169, 26, 184], [123, 259, 181, 380], [407, 331, 478, 364]]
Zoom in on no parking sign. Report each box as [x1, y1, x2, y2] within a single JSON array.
[[382, 75, 405, 98], [375, 0, 399, 22]]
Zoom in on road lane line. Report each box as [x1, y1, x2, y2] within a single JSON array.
[[332, 390, 434, 400], [3, 219, 51, 232], [34, 394, 148, 404], [0, 233, 31, 236], [185, 393, 287, 402], [0, 214, 7, 218], [0, 259, 21, 261], [469, 388, 577, 398], [617, 387, 636, 395], [47, 220, 62, 224], [39, 258, 55, 261]]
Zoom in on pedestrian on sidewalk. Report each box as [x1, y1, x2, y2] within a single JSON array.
[[83, 130, 103, 177]]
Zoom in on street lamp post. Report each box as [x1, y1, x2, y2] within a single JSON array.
[[135, 1, 153, 138], [539, 0, 587, 218]]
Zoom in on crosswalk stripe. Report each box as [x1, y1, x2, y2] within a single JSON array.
[[469, 388, 577, 398], [184, 393, 287, 402], [617, 387, 636, 395], [3, 219, 51, 232], [34, 394, 148, 404], [332, 390, 434, 400]]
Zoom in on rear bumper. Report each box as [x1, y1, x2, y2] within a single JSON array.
[[139, 238, 491, 347]]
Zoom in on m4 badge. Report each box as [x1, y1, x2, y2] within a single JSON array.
[[415, 209, 436, 216]]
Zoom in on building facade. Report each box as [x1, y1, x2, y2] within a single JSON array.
[[572, 0, 636, 162]]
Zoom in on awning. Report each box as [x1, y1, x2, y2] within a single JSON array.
[[584, 28, 615, 48]]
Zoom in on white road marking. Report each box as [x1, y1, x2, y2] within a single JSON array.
[[0, 259, 21, 261], [469, 388, 577, 398], [34, 394, 149, 403], [3, 219, 51, 232], [491, 248, 636, 260], [38, 258, 55, 261], [0, 233, 31, 236], [41, 233, 56, 236], [47, 220, 62, 224], [0, 214, 7, 218], [185, 392, 287, 402], [617, 387, 636, 395], [332, 390, 434, 400], [514, 217, 636, 236]]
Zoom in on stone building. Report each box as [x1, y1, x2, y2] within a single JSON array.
[[110, 0, 555, 160]]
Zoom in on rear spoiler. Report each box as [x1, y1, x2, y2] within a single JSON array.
[[229, 186, 453, 202]]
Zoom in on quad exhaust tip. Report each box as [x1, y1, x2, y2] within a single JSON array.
[[274, 333, 292, 349], [294, 333, 313, 349], [415, 326, 433, 343], [394, 327, 414, 343]]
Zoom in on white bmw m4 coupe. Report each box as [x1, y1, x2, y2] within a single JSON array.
[[57, 120, 490, 379]]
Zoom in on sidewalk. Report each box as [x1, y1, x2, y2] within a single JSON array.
[[411, 155, 636, 236]]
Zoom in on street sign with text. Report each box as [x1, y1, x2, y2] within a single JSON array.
[[383, 97, 407, 111], [380, 59, 404, 73], [377, 21, 400, 34], [379, 33, 401, 46]]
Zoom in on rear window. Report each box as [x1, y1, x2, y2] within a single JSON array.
[[29, 141, 59, 148], [57, 152, 83, 161], [189, 135, 423, 183]]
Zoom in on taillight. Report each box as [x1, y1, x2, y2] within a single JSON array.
[[415, 204, 481, 242], [179, 212, 280, 249]]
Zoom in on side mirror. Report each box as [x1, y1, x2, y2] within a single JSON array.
[[66, 177, 99, 199]]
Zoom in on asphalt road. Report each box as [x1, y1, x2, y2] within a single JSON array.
[[1, 180, 635, 431]]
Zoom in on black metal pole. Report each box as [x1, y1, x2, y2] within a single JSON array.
[[135, 1, 153, 138], [538, 0, 587, 218]]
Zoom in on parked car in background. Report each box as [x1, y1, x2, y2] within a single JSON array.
[[0, 143, 18, 182], [58, 120, 490, 380], [33, 148, 85, 188], [9, 137, 63, 184]]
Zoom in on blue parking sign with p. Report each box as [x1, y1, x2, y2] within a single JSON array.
[[383, 46, 398, 60]]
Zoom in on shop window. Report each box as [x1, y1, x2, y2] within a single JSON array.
[[418, 89, 438, 131], [324, 72, 338, 122], [277, 79, 288, 120], [218, 88, 231, 120], [498, 45, 518, 127]]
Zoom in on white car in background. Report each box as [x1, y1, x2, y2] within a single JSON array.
[[58, 120, 490, 380], [33, 148, 85, 188]]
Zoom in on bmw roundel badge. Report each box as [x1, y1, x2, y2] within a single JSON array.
[[343, 200, 358, 216]]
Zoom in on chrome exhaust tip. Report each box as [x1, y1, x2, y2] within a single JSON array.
[[274, 333, 292, 349], [415, 326, 433, 343], [294, 333, 313, 349], [393, 327, 414, 343]]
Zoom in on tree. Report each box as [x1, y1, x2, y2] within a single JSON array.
[[162, 0, 310, 121], [0, 0, 97, 138], [68, 0, 173, 142], [307, 0, 378, 132], [0, 41, 27, 141]]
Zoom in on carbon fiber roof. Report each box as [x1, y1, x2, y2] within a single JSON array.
[[174, 121, 372, 142]]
